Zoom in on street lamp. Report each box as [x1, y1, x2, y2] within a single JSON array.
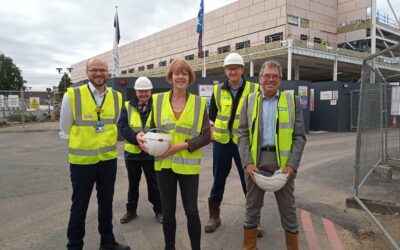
[[56, 67, 73, 94]]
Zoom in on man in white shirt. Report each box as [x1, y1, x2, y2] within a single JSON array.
[[60, 59, 130, 250]]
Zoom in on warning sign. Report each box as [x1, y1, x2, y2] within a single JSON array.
[[7, 95, 20, 108], [29, 97, 40, 109]]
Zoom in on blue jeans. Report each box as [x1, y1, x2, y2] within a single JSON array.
[[67, 159, 117, 250], [208, 140, 246, 202], [156, 169, 201, 250]]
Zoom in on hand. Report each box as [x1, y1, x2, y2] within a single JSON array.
[[244, 163, 259, 183], [161, 143, 188, 158], [284, 165, 297, 179], [136, 132, 148, 153]]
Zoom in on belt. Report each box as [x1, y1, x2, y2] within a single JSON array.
[[261, 146, 276, 152]]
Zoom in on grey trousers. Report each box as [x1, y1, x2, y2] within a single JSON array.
[[244, 151, 298, 233]]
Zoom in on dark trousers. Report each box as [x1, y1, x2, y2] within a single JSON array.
[[125, 159, 162, 214], [67, 159, 117, 250], [156, 169, 201, 250], [209, 140, 246, 202]]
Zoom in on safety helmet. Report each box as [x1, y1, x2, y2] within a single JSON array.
[[143, 129, 171, 157], [253, 170, 288, 192], [223, 52, 244, 67], [134, 76, 153, 90]]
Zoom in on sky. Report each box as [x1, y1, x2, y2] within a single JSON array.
[[0, 0, 398, 91], [0, 0, 236, 91]]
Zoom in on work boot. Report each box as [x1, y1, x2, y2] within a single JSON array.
[[204, 200, 221, 233], [155, 213, 163, 224], [243, 228, 258, 250], [285, 230, 299, 250], [99, 241, 131, 250], [119, 211, 137, 224], [257, 223, 264, 238]]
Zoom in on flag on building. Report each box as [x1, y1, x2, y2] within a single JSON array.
[[112, 7, 121, 77], [196, 0, 204, 57]]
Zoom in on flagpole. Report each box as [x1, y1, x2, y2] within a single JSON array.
[[113, 6, 121, 77], [202, 5, 206, 78]]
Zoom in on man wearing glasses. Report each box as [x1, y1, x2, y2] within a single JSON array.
[[60, 59, 130, 250], [205, 52, 261, 235], [238, 60, 306, 249]]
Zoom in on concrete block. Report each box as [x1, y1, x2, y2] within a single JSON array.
[[345, 196, 400, 215]]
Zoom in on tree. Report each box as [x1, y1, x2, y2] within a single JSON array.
[[57, 72, 72, 98], [0, 53, 24, 90]]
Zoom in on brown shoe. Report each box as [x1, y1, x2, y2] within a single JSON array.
[[120, 211, 137, 224]]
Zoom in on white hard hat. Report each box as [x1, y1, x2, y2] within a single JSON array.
[[143, 130, 171, 157], [223, 52, 244, 67], [134, 77, 153, 90], [253, 170, 288, 192]]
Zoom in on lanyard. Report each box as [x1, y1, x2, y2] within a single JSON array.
[[87, 84, 106, 122]]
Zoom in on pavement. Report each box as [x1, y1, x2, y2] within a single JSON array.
[[0, 122, 398, 250]]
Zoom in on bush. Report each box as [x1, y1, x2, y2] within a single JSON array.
[[7, 113, 38, 123]]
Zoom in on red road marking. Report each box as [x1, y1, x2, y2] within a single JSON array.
[[322, 218, 344, 250], [300, 210, 321, 250]]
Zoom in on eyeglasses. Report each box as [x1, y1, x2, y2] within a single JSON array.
[[87, 69, 108, 73], [261, 74, 280, 80]]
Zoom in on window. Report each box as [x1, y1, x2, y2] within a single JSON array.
[[147, 64, 154, 70], [287, 15, 300, 26], [314, 37, 321, 44], [121, 70, 127, 75], [159, 61, 167, 67], [185, 54, 194, 60], [236, 40, 250, 50], [217, 45, 230, 54], [300, 34, 308, 41], [138, 66, 145, 71], [300, 18, 310, 28], [198, 50, 209, 58], [128, 68, 134, 73], [265, 32, 283, 43]]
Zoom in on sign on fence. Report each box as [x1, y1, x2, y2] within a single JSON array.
[[0, 95, 4, 108], [29, 97, 40, 109], [7, 95, 20, 108]]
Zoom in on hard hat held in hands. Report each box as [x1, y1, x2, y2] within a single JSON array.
[[143, 129, 171, 157], [253, 169, 288, 192]]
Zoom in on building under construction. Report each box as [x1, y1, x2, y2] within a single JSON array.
[[70, 0, 400, 83]]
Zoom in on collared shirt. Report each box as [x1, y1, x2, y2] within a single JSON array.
[[228, 79, 243, 99], [138, 101, 148, 114], [59, 82, 112, 139], [261, 90, 279, 147]]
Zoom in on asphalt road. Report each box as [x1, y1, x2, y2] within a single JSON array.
[[0, 122, 397, 250]]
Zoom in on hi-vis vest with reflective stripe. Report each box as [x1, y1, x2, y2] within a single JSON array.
[[213, 81, 259, 144], [152, 91, 206, 175], [124, 101, 151, 154], [247, 91, 295, 170], [67, 85, 122, 165]]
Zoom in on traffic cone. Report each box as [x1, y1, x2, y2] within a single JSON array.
[[392, 116, 397, 128]]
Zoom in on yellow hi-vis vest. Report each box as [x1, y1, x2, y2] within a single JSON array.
[[247, 91, 295, 170], [67, 85, 122, 165], [152, 91, 206, 175], [213, 81, 259, 144], [124, 101, 151, 154]]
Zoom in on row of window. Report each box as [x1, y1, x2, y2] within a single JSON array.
[[121, 33, 325, 74]]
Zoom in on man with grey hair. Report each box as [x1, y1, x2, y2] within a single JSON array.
[[238, 60, 306, 249]]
